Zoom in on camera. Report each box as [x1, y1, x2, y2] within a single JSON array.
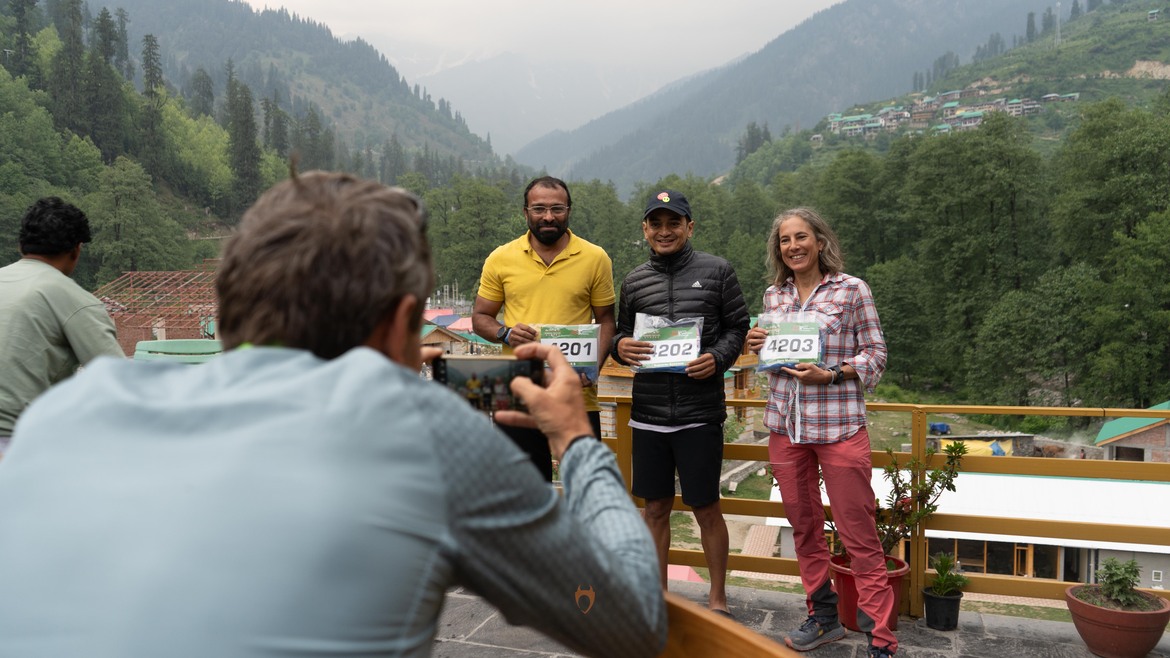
[[432, 355, 544, 414]]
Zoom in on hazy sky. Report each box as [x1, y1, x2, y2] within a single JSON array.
[[241, 1, 845, 82]]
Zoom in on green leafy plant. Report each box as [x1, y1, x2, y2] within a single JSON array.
[[929, 552, 970, 596], [875, 441, 968, 556], [1096, 558, 1143, 608], [1072, 557, 1166, 612]]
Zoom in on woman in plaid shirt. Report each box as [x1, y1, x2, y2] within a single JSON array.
[[746, 208, 894, 658]]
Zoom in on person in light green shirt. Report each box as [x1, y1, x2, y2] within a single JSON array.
[[0, 197, 122, 446]]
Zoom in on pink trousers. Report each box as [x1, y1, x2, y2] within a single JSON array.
[[769, 429, 897, 652]]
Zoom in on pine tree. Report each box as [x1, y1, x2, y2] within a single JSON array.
[[1026, 12, 1037, 42], [115, 8, 133, 80], [1070, 0, 1083, 20], [91, 8, 118, 64], [139, 34, 167, 178], [188, 68, 215, 118], [48, 0, 87, 134], [9, 0, 40, 81], [83, 44, 127, 162], [227, 78, 263, 214]]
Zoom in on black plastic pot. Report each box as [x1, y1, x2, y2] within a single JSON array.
[[922, 588, 963, 631]]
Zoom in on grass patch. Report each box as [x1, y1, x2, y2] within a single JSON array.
[[722, 472, 775, 500], [961, 600, 1072, 623], [670, 512, 699, 546]]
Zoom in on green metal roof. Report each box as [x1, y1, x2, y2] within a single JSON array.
[[1095, 400, 1170, 445], [942, 101, 960, 108], [454, 331, 494, 346]]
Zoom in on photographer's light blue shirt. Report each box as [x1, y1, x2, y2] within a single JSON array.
[[0, 347, 664, 657]]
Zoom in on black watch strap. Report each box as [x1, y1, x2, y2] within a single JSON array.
[[828, 364, 843, 385]]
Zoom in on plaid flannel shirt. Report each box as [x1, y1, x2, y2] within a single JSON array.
[[762, 272, 887, 444]]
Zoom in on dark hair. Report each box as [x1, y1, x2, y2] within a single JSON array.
[[523, 176, 572, 208], [766, 207, 845, 286], [216, 170, 434, 360], [18, 197, 92, 256]]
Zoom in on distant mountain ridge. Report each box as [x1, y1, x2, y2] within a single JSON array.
[[101, 0, 493, 162], [416, 51, 680, 157], [515, 0, 1055, 195]]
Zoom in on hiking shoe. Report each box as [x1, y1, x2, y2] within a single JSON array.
[[868, 644, 895, 658], [785, 615, 845, 651]]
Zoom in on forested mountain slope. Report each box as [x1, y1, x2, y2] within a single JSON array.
[[516, 0, 1054, 195], [100, 0, 493, 162]]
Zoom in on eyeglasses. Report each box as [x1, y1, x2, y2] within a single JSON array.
[[525, 205, 570, 218]]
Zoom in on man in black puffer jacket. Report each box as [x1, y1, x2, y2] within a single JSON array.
[[612, 189, 749, 617]]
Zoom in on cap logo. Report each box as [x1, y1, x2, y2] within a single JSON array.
[[657, 192, 671, 203]]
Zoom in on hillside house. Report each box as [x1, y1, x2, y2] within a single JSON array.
[[950, 110, 985, 131], [1095, 401, 1170, 462], [834, 113, 874, 136], [940, 100, 961, 118], [1006, 98, 1042, 117], [970, 98, 1007, 113]]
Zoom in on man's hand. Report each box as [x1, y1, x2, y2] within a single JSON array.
[[495, 343, 594, 461], [685, 352, 717, 380], [506, 322, 538, 347], [745, 327, 767, 354], [615, 337, 653, 364]]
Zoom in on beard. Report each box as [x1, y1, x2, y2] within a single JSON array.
[[528, 219, 568, 246]]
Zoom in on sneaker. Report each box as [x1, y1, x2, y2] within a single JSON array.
[[785, 615, 845, 651], [868, 644, 895, 658]]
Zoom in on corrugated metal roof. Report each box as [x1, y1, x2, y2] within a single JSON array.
[[1096, 401, 1170, 444]]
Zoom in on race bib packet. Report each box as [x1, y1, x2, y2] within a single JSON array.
[[632, 313, 704, 373], [538, 324, 601, 385], [757, 311, 823, 372]]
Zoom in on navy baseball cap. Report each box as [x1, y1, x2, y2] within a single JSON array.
[[643, 189, 691, 220]]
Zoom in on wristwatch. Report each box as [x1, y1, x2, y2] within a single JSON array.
[[827, 364, 843, 385], [495, 325, 511, 344]]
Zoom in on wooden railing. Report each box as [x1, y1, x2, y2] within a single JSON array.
[[659, 592, 796, 657], [599, 396, 1170, 617]]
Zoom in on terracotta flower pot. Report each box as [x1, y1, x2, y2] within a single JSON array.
[[1065, 585, 1170, 658], [829, 554, 909, 632]]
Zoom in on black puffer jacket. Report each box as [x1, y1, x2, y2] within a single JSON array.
[[612, 243, 749, 425]]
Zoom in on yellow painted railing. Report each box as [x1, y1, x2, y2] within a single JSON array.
[[598, 396, 1170, 617]]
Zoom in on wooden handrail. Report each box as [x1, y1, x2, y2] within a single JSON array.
[[658, 592, 797, 657], [599, 395, 1170, 615]]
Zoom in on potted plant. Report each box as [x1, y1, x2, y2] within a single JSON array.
[[1065, 557, 1170, 658], [923, 552, 969, 630], [827, 441, 967, 632]]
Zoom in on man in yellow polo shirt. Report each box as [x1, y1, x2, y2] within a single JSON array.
[[473, 176, 615, 480]]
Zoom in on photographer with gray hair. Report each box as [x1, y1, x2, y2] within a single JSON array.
[[0, 171, 666, 658]]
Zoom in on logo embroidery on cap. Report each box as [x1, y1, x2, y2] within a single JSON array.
[[657, 192, 671, 203], [691, 281, 703, 288]]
